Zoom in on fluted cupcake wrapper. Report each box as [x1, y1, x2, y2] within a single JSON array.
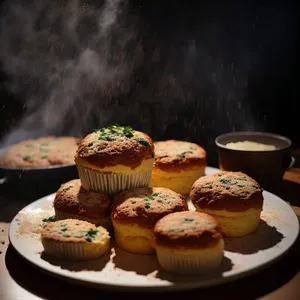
[[76, 165, 152, 195], [156, 245, 223, 275], [54, 209, 112, 231], [41, 238, 109, 260]]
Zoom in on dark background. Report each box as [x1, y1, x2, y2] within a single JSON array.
[[0, 0, 298, 167]]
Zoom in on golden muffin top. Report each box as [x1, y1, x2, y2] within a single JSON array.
[[111, 187, 188, 228], [154, 140, 207, 172], [75, 124, 154, 169], [0, 136, 79, 168], [190, 171, 263, 212], [41, 219, 110, 244], [153, 211, 222, 249], [54, 179, 111, 218]]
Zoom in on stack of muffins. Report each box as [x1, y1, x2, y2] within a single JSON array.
[[41, 124, 264, 275]]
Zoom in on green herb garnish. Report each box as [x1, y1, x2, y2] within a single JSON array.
[[94, 124, 152, 150], [131, 200, 136, 204], [152, 192, 160, 197], [134, 137, 150, 147], [41, 155, 48, 159], [42, 215, 56, 222], [85, 229, 98, 242], [151, 151, 155, 158], [220, 178, 236, 185], [184, 218, 194, 223], [61, 228, 67, 232], [96, 124, 134, 141], [145, 204, 151, 209], [23, 153, 35, 161], [62, 185, 73, 191]]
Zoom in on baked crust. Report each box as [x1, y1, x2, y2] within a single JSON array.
[[111, 187, 188, 228], [154, 140, 206, 172], [41, 219, 100, 243], [154, 211, 222, 249], [190, 171, 263, 212], [54, 179, 111, 219], [0, 136, 79, 168], [75, 126, 154, 169]]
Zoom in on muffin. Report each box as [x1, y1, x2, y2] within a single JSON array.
[[190, 171, 264, 237], [153, 211, 224, 274], [54, 179, 111, 230], [0, 136, 79, 168], [41, 219, 110, 260], [75, 124, 155, 195], [151, 140, 207, 195], [111, 187, 188, 254]]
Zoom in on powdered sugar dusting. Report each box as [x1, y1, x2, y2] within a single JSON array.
[[15, 197, 54, 239], [8, 183, 299, 292]]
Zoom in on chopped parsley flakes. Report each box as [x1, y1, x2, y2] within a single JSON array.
[[85, 229, 98, 242], [42, 215, 56, 222], [23, 153, 35, 161], [62, 185, 73, 191], [94, 124, 151, 148], [184, 218, 194, 223]]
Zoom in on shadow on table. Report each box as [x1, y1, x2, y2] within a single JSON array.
[[224, 220, 284, 254], [112, 245, 158, 275], [4, 236, 300, 300], [40, 249, 111, 272], [5, 241, 300, 300], [112, 245, 233, 281]]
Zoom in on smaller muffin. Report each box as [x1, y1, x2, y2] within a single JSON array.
[[190, 171, 264, 237], [75, 124, 155, 195], [111, 187, 188, 255], [151, 140, 207, 195], [41, 219, 110, 260], [54, 179, 111, 230], [153, 211, 224, 274]]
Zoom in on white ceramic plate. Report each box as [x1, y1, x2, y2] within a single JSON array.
[[9, 167, 300, 292]]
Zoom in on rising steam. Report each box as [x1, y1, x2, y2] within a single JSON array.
[[0, 0, 136, 146], [0, 0, 262, 165]]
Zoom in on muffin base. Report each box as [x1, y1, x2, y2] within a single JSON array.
[[194, 205, 262, 237], [155, 240, 224, 274], [41, 237, 110, 260], [76, 165, 152, 195], [54, 209, 112, 231], [114, 229, 155, 255], [151, 166, 205, 195]]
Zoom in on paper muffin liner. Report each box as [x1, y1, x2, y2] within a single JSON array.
[[76, 164, 152, 195], [41, 237, 110, 260], [54, 209, 112, 231], [155, 243, 224, 274]]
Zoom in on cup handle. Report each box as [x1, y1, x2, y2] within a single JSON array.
[[286, 156, 295, 170]]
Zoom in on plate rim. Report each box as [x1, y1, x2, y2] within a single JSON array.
[[8, 166, 300, 292]]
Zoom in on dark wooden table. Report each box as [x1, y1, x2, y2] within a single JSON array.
[[1, 155, 300, 300]]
